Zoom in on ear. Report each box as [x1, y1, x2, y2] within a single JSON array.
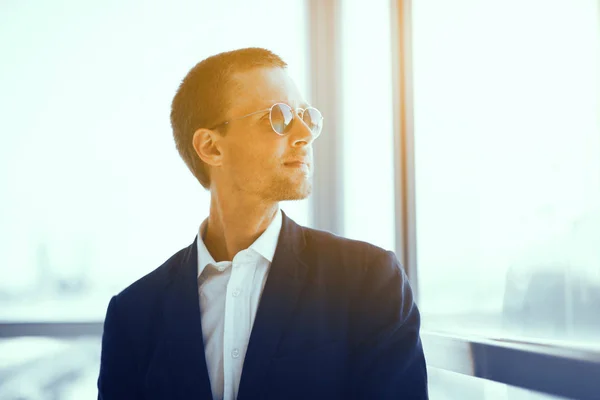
[[192, 128, 224, 167]]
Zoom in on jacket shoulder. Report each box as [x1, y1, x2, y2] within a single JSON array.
[[301, 226, 395, 273], [108, 244, 191, 325], [120, 246, 186, 296]]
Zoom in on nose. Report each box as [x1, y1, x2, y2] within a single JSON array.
[[288, 110, 317, 147]]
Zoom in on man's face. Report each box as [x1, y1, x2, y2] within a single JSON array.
[[213, 67, 316, 202]]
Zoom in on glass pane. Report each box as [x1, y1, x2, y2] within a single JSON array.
[[0, 337, 101, 399], [341, 0, 396, 251], [0, 0, 309, 321], [413, 0, 600, 347]]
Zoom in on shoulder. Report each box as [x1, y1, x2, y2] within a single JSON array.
[[300, 225, 401, 277]]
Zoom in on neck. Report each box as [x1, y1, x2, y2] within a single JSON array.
[[203, 189, 279, 262]]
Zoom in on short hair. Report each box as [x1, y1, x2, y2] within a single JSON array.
[[170, 47, 288, 190]]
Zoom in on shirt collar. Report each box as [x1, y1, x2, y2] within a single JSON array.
[[196, 207, 283, 278]]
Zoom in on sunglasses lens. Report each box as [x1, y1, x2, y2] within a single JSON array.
[[302, 107, 323, 137], [270, 104, 294, 134]]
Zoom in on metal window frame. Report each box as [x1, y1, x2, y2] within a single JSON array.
[[306, 0, 344, 235], [390, 0, 419, 298], [0, 322, 103, 338], [422, 331, 600, 400]]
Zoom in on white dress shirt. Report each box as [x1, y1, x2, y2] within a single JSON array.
[[196, 208, 283, 400]]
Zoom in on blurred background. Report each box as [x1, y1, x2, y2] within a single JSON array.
[[0, 0, 598, 398]]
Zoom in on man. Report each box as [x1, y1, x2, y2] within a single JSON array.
[[97, 47, 428, 399]]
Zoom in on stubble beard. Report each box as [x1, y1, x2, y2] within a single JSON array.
[[265, 173, 313, 202]]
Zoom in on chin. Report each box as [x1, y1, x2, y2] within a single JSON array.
[[268, 178, 312, 202]]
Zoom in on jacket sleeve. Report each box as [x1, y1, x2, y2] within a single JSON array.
[[349, 250, 429, 399], [97, 295, 142, 400]]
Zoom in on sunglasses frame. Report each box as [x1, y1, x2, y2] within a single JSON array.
[[208, 102, 323, 137]]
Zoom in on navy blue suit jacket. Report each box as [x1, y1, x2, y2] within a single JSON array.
[[97, 211, 428, 399]]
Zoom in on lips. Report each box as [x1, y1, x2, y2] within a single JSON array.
[[283, 161, 310, 174], [283, 158, 309, 166]]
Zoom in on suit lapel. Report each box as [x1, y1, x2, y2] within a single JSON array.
[[160, 236, 213, 400], [237, 211, 309, 400]]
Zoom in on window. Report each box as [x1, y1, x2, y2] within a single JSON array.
[[412, 0, 600, 346]]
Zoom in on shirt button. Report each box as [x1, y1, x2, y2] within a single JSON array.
[[232, 289, 241, 297], [232, 348, 240, 358]]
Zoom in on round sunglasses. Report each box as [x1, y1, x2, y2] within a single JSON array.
[[209, 103, 323, 138]]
